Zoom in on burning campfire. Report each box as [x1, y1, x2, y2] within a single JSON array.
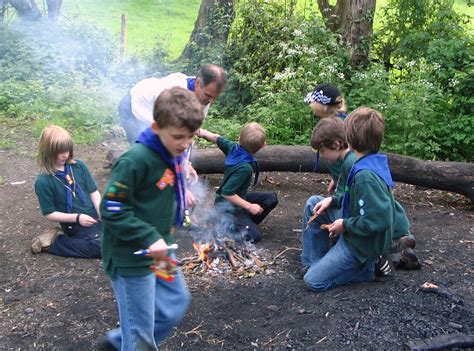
[[181, 236, 268, 277]]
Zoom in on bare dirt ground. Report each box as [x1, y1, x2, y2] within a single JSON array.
[[0, 131, 473, 350]]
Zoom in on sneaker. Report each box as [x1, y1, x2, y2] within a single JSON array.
[[97, 337, 117, 351], [31, 227, 62, 254], [396, 248, 421, 270], [375, 254, 394, 277]]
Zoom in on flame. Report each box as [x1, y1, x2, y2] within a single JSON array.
[[193, 242, 213, 267]]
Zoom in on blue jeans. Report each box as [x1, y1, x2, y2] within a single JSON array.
[[301, 195, 342, 268], [304, 235, 375, 292], [105, 266, 191, 350], [48, 222, 101, 258]]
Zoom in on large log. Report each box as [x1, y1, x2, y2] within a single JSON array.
[[191, 145, 474, 202]]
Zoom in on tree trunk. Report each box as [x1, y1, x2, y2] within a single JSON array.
[[177, 0, 235, 66], [191, 145, 474, 202], [7, 0, 41, 21], [347, 0, 376, 67], [317, 0, 375, 68]]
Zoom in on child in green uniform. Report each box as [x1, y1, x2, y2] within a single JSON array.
[[99, 87, 204, 350], [304, 83, 348, 193], [197, 123, 278, 242], [33, 125, 101, 258], [301, 118, 419, 278], [304, 107, 405, 291]]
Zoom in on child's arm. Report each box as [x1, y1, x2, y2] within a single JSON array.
[[90, 190, 101, 219], [222, 194, 263, 215], [45, 211, 97, 226], [197, 128, 219, 143]]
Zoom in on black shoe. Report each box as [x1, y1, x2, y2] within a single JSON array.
[[98, 337, 117, 351], [375, 254, 393, 277]]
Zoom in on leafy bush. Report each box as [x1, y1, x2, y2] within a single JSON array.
[[0, 21, 121, 143]]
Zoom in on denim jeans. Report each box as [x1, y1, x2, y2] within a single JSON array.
[[105, 266, 191, 350], [48, 222, 101, 258], [304, 235, 375, 292], [301, 195, 342, 268], [118, 91, 150, 146]]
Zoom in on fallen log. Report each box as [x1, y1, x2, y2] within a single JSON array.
[[404, 333, 474, 350], [191, 145, 474, 202]]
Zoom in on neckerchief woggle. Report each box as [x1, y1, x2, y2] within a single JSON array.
[[54, 163, 87, 213], [225, 144, 260, 186], [312, 112, 347, 173], [137, 128, 187, 227], [342, 153, 393, 218]]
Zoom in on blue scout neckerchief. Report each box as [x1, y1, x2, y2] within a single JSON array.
[[53, 163, 87, 213], [186, 77, 196, 91], [137, 128, 188, 227], [313, 112, 347, 173], [225, 144, 260, 186], [342, 153, 393, 218]]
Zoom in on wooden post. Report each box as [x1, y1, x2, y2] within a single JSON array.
[[120, 14, 126, 59]]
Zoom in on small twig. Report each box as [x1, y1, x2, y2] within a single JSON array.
[[316, 336, 327, 344], [271, 247, 302, 264]]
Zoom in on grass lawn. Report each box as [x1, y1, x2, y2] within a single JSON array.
[[62, 0, 201, 59], [62, 0, 472, 60]]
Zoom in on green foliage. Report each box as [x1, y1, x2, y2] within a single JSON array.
[[0, 22, 121, 143], [218, 0, 350, 145], [371, 0, 474, 160]]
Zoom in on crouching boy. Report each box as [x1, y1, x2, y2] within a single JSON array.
[[197, 123, 278, 242], [99, 87, 204, 350], [304, 107, 401, 292]]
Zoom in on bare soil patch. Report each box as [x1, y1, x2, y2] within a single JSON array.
[[0, 134, 472, 350]]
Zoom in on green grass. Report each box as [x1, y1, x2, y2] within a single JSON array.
[[61, 0, 472, 60], [62, 0, 201, 59]]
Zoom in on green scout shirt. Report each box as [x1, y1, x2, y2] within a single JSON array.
[[342, 169, 396, 263], [331, 152, 410, 241], [100, 143, 176, 277], [35, 159, 98, 218], [214, 136, 253, 211]]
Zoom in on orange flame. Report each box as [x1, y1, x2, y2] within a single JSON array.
[[193, 242, 213, 267]]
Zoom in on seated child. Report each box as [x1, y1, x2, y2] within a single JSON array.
[[303, 107, 408, 291], [197, 122, 278, 242], [33, 125, 101, 258], [99, 87, 202, 350], [302, 118, 420, 278], [301, 117, 355, 274], [304, 83, 347, 193]]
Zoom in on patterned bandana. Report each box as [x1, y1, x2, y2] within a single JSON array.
[[304, 83, 341, 105], [137, 128, 187, 227]]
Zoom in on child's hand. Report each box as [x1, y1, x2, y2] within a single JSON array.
[[148, 239, 169, 258], [78, 214, 97, 226], [313, 197, 332, 215], [327, 219, 344, 238], [246, 203, 263, 216], [186, 188, 198, 208]]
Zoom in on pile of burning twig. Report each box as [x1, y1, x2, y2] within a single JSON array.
[[180, 237, 268, 278]]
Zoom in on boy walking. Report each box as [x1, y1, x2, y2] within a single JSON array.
[[99, 87, 204, 350], [197, 123, 278, 242], [304, 107, 403, 291]]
